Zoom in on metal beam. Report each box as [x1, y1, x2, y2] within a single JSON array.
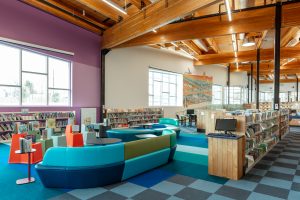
[[100, 49, 110, 122], [273, 2, 281, 110], [256, 49, 260, 110], [227, 66, 230, 104], [247, 73, 250, 104], [297, 77, 299, 101], [250, 64, 253, 103]]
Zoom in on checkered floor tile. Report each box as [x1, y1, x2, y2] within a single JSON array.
[[51, 131, 300, 200]]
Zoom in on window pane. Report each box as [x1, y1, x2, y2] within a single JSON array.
[[169, 97, 176, 106], [0, 44, 20, 85], [153, 72, 162, 81], [0, 86, 20, 105], [169, 75, 176, 83], [22, 73, 47, 105], [162, 82, 169, 92], [162, 93, 169, 106], [153, 81, 161, 95], [149, 84, 153, 95], [49, 89, 70, 106], [170, 84, 176, 96], [149, 96, 153, 106], [22, 50, 47, 73], [49, 58, 70, 89]]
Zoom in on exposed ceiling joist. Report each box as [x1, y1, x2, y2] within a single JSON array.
[[102, 0, 217, 48], [117, 5, 275, 48], [194, 47, 300, 65], [22, 0, 101, 34], [260, 79, 299, 84], [181, 40, 202, 55], [73, 0, 125, 22]]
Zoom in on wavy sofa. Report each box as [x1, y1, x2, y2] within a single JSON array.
[[106, 118, 180, 142], [35, 129, 177, 189]]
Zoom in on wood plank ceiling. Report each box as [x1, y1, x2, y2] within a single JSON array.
[[21, 0, 300, 84]]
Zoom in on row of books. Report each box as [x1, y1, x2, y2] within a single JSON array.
[[0, 111, 75, 122]]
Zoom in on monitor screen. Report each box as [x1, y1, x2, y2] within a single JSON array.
[[215, 119, 237, 132], [187, 109, 194, 115]]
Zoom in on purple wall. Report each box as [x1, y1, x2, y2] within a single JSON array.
[[0, 0, 102, 123]]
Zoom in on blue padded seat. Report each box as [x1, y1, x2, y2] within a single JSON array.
[[36, 143, 125, 189], [106, 129, 157, 142]]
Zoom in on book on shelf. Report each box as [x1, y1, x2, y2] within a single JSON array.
[[19, 138, 32, 153]]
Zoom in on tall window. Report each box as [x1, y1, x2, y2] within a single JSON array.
[[280, 92, 288, 102], [149, 68, 183, 106], [212, 85, 223, 104], [224, 86, 243, 104], [0, 42, 71, 106]]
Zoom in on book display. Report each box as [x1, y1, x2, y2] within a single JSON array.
[[279, 109, 289, 138], [244, 110, 280, 172], [0, 111, 75, 140], [106, 108, 163, 128]]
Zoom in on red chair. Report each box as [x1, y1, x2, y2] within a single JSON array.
[[9, 133, 43, 164]]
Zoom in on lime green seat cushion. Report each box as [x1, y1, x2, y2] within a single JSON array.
[[124, 135, 170, 160]]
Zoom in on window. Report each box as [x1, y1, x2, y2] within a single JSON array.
[[0, 42, 71, 106], [224, 86, 243, 104], [280, 92, 288, 102], [212, 85, 223, 104], [149, 68, 183, 106]]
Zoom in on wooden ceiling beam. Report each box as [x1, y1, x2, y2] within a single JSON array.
[[102, 0, 217, 48], [117, 2, 300, 48], [181, 40, 202, 55], [194, 47, 300, 65], [256, 30, 268, 49], [73, 0, 125, 22], [39, 0, 109, 29], [117, 5, 275, 48], [130, 0, 152, 9], [260, 79, 299, 84], [22, 0, 101, 34]]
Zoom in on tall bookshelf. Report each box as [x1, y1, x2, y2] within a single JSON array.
[[106, 108, 163, 128], [0, 111, 75, 140]]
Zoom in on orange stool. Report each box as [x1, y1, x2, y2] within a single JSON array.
[[9, 133, 27, 163], [66, 132, 84, 147], [9, 134, 43, 164], [65, 125, 72, 134], [20, 142, 43, 164]]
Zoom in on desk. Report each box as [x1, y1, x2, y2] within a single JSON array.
[[86, 138, 121, 145], [15, 149, 36, 185], [136, 134, 158, 139]]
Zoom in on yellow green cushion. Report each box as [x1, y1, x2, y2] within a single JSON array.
[[124, 135, 170, 160]]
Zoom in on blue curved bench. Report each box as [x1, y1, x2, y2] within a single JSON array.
[[35, 130, 177, 189]]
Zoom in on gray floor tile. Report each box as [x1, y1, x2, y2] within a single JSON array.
[[88, 191, 127, 200], [253, 184, 289, 199], [284, 149, 300, 154], [262, 156, 277, 161], [254, 163, 271, 170], [104, 181, 127, 190], [215, 185, 250, 200], [265, 171, 294, 181], [273, 161, 297, 169], [292, 182, 300, 191], [151, 181, 185, 195], [295, 170, 300, 176], [167, 175, 196, 186], [278, 154, 300, 160], [242, 174, 263, 183], [175, 187, 211, 200], [132, 189, 170, 200]]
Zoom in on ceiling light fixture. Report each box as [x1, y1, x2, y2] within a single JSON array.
[[224, 0, 232, 22], [102, 0, 127, 15], [152, 29, 157, 33], [236, 62, 239, 69], [242, 37, 256, 47]]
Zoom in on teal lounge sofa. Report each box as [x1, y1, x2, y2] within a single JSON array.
[[35, 130, 177, 189]]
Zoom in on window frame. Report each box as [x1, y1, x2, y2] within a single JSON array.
[[0, 42, 72, 107], [148, 67, 182, 107]]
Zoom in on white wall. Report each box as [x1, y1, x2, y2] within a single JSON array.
[[260, 82, 299, 93], [105, 46, 248, 117]]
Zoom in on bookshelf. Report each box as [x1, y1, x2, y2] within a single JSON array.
[[106, 108, 163, 128], [0, 111, 75, 140]]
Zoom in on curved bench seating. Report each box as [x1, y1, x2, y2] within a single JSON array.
[[106, 118, 180, 142], [35, 130, 177, 189]]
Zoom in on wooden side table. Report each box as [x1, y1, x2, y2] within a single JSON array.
[[15, 149, 36, 185]]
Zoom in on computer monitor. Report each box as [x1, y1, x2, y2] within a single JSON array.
[[187, 109, 194, 115], [215, 119, 237, 134]]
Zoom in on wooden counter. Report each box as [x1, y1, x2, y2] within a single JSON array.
[[208, 134, 245, 180]]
